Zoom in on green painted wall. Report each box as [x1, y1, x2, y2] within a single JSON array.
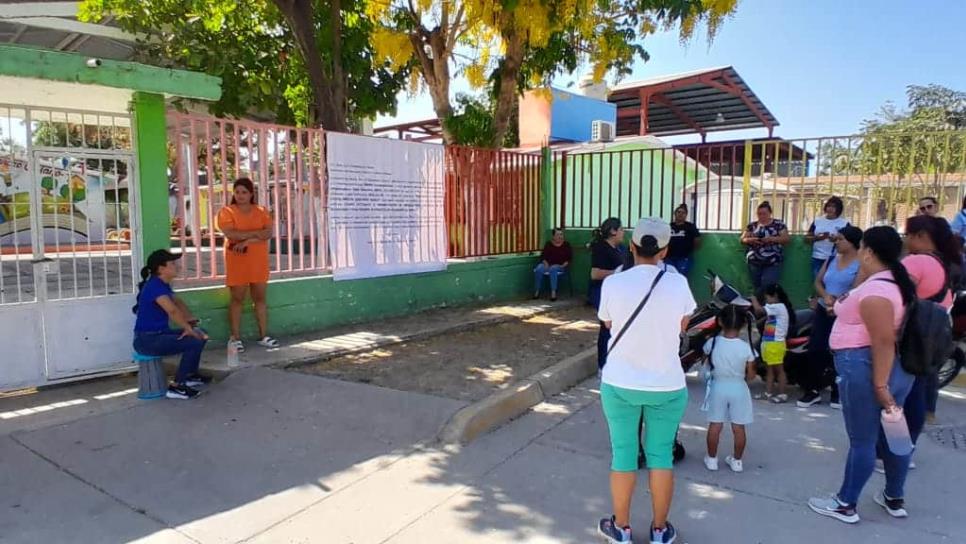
[[560, 230, 815, 306], [132, 92, 171, 261], [178, 254, 541, 343], [0, 44, 220, 100]]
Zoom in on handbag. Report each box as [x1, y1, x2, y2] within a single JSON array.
[[604, 270, 665, 361]]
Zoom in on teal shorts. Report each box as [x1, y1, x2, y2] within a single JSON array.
[[600, 383, 688, 471]]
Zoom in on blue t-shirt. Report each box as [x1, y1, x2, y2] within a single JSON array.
[[951, 211, 966, 244], [134, 276, 174, 332], [820, 255, 860, 306]]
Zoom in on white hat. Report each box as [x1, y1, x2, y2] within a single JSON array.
[[632, 217, 671, 251]]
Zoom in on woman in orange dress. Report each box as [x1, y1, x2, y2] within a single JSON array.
[[217, 178, 278, 351]]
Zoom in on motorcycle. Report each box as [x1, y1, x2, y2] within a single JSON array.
[[643, 270, 813, 467], [939, 290, 966, 388], [678, 270, 813, 384]]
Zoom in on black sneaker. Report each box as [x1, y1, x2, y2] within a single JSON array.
[[797, 391, 822, 408], [874, 490, 908, 518], [166, 383, 201, 400], [184, 373, 211, 388]]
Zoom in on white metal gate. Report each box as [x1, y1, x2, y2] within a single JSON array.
[[1, 105, 139, 390]]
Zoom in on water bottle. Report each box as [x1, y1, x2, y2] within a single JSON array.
[[227, 340, 240, 369], [881, 407, 914, 455]]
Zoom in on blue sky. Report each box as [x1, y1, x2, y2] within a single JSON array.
[[377, 0, 966, 143]]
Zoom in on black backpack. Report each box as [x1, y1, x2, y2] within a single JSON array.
[[878, 263, 954, 377]]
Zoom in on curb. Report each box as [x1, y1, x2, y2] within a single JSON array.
[[164, 299, 583, 379], [437, 347, 598, 445], [953, 371, 966, 389]]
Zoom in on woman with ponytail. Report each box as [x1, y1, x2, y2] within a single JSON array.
[[588, 217, 626, 369], [809, 226, 916, 524], [133, 250, 209, 400], [900, 215, 961, 437]]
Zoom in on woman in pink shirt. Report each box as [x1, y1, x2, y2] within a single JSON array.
[[901, 215, 961, 443], [809, 226, 917, 524]]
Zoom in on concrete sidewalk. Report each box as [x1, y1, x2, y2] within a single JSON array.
[[2, 367, 465, 544], [4, 363, 964, 543], [0, 299, 571, 437], [193, 299, 578, 375]]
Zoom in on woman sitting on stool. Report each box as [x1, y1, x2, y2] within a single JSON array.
[[133, 250, 210, 400], [534, 228, 572, 301]]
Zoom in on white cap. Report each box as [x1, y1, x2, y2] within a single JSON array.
[[632, 217, 671, 252]]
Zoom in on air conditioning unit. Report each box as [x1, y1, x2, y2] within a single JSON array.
[[591, 120, 615, 143]]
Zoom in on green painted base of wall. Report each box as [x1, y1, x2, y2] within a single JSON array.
[[178, 230, 816, 345], [562, 230, 815, 306], [179, 254, 541, 343]]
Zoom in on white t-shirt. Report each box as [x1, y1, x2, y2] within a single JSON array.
[[763, 303, 790, 342], [810, 216, 850, 260], [598, 265, 697, 391], [616, 261, 678, 274], [703, 336, 755, 380]]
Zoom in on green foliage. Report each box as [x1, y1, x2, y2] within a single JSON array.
[[444, 94, 519, 148], [79, 0, 407, 127], [819, 85, 966, 179]]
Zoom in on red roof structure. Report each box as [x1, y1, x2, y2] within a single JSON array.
[[608, 66, 779, 141], [374, 66, 780, 144], [372, 119, 444, 142]]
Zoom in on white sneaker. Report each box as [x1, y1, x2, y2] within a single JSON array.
[[229, 339, 245, 353], [256, 336, 280, 348], [725, 455, 743, 473], [873, 490, 908, 518], [703, 455, 719, 471]]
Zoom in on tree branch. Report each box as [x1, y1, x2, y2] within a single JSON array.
[[446, 3, 466, 50]]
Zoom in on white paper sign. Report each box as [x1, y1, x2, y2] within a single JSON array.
[[326, 133, 447, 280]]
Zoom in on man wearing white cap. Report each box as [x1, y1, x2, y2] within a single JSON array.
[[596, 217, 696, 544]]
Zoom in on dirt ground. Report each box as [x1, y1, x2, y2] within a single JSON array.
[[294, 306, 599, 402]]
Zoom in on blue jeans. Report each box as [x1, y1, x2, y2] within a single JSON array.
[[665, 257, 692, 277], [834, 347, 915, 505], [534, 263, 565, 294], [748, 261, 781, 291], [134, 329, 208, 384]]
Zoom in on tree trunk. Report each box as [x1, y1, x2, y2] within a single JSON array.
[[490, 30, 525, 148], [273, 0, 348, 131], [327, 0, 347, 126], [409, 29, 455, 144]]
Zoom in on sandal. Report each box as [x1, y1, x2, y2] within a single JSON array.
[[257, 336, 280, 348], [229, 339, 245, 353]]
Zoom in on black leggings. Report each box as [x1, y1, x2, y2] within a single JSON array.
[[800, 308, 839, 395]]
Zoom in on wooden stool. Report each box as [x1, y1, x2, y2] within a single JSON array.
[[133, 352, 166, 400]]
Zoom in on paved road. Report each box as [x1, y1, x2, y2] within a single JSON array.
[[2, 368, 965, 543]]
